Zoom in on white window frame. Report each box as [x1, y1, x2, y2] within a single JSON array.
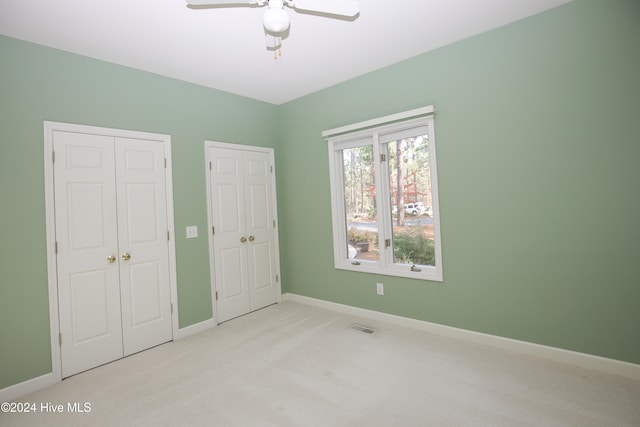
[[325, 107, 443, 281]]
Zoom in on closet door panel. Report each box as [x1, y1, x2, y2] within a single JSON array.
[[116, 138, 173, 356], [209, 147, 250, 322], [244, 150, 278, 311], [53, 131, 123, 378]]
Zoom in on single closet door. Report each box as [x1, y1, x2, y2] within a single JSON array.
[[115, 137, 173, 356], [207, 144, 280, 323], [54, 131, 123, 377], [54, 131, 172, 378]]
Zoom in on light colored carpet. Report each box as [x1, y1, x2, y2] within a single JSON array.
[[2, 301, 639, 426]]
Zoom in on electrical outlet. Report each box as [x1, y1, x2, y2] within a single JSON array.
[[376, 282, 384, 296], [186, 225, 198, 239]]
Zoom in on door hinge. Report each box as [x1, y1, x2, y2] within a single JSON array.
[[385, 238, 391, 248], [167, 230, 170, 241], [58, 333, 62, 346], [170, 303, 174, 314], [212, 226, 215, 235], [380, 154, 386, 162], [164, 158, 167, 168], [52, 151, 55, 163], [270, 165, 273, 173], [55, 241, 58, 254], [276, 274, 279, 283], [273, 220, 276, 228], [209, 161, 212, 171], [215, 291, 218, 301]]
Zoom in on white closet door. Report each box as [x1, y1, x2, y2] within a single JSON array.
[[116, 138, 173, 356], [54, 131, 123, 378], [210, 147, 251, 322], [54, 131, 173, 378], [208, 144, 279, 323], [244, 150, 278, 311]]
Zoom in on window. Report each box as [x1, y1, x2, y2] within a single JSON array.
[[324, 107, 443, 281]]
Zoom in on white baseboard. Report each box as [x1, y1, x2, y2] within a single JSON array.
[[174, 317, 216, 340], [4, 296, 637, 402], [0, 373, 55, 403], [282, 293, 640, 381]]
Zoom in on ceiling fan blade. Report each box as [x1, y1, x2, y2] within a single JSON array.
[[185, 0, 259, 6], [292, 0, 359, 17]]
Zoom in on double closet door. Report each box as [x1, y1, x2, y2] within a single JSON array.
[[53, 130, 173, 378], [206, 143, 280, 323]]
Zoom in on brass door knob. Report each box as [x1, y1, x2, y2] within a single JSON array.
[[107, 255, 116, 264], [240, 237, 247, 243], [122, 252, 131, 261], [248, 235, 255, 242]]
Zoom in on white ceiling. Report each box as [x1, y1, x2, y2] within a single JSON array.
[[0, 0, 571, 105]]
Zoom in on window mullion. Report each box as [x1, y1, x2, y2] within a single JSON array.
[[372, 133, 389, 269]]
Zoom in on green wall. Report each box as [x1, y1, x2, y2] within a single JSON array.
[[0, 37, 278, 388], [1, 0, 639, 391], [276, 0, 640, 364]]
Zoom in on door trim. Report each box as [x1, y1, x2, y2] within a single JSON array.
[[44, 121, 179, 383], [204, 141, 282, 324]]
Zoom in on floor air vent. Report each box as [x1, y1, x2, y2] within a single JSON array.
[[350, 324, 377, 335]]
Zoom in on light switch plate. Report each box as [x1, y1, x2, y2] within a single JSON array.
[[186, 225, 198, 239]]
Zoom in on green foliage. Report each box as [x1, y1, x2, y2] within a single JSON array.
[[393, 232, 435, 266], [348, 227, 377, 244]]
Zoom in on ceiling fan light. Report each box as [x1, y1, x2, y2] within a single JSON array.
[[263, 8, 289, 33]]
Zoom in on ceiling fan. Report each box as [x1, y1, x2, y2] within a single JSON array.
[[185, 0, 360, 57]]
